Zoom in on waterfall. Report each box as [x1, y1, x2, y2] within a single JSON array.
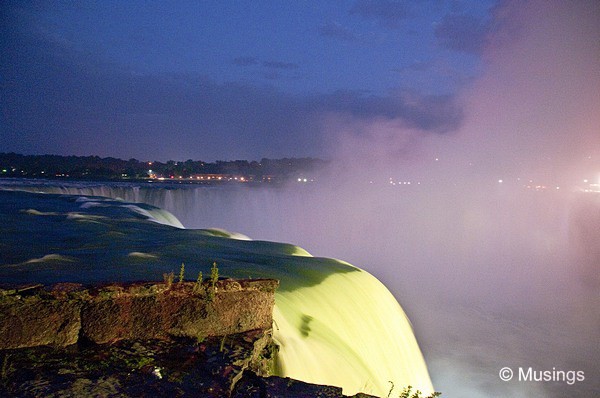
[[5, 178, 597, 397], [0, 183, 436, 396]]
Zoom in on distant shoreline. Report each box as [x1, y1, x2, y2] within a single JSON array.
[[0, 152, 326, 184]]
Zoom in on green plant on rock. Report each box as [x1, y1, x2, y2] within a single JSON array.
[[125, 355, 154, 371], [395, 385, 441, 398], [210, 261, 219, 285], [207, 261, 219, 301], [1, 354, 14, 383], [219, 335, 227, 352], [387, 381, 395, 398], [193, 271, 203, 294], [163, 272, 174, 289], [178, 262, 185, 283]]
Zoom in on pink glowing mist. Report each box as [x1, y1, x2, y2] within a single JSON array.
[[307, 2, 600, 396]]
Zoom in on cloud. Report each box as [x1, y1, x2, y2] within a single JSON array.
[[435, 13, 490, 54], [318, 90, 462, 133], [350, 0, 409, 29], [0, 5, 464, 162], [319, 21, 359, 42], [262, 60, 299, 70], [232, 57, 300, 80], [232, 56, 259, 66]]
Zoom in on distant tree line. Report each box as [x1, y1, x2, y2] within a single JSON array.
[[0, 152, 327, 182]]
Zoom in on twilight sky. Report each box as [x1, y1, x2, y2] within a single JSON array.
[[1, 0, 598, 171]]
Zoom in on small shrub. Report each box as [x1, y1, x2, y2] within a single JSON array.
[[193, 271, 203, 294], [207, 262, 219, 301], [163, 272, 174, 289], [220, 335, 227, 352], [210, 261, 219, 285], [178, 262, 185, 283], [396, 385, 442, 398]]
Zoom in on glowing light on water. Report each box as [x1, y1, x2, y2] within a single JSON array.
[[0, 188, 435, 397], [270, 263, 434, 396], [209, 236, 435, 395]]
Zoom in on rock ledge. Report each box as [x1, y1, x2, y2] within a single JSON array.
[[0, 279, 278, 349]]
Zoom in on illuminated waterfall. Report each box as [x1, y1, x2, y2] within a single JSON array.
[[269, 262, 434, 395], [0, 184, 434, 396]]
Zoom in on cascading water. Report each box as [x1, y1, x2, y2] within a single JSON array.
[[0, 185, 435, 396], [0, 180, 312, 241]]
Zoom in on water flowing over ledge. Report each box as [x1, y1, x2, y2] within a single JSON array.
[[0, 188, 434, 396]]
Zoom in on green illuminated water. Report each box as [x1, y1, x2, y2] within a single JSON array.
[[0, 190, 433, 396]]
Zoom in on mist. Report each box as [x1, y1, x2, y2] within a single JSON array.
[[159, 2, 599, 395], [5, 160, 597, 397], [105, 162, 589, 397], [315, 2, 599, 394]]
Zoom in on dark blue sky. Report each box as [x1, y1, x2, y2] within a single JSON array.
[[1, 1, 598, 167]]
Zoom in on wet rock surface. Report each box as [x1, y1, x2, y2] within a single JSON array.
[[233, 374, 379, 398], [0, 284, 82, 349], [0, 279, 278, 350], [0, 333, 378, 398], [0, 330, 277, 397]]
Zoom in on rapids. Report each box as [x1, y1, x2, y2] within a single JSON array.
[[0, 187, 434, 396]]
